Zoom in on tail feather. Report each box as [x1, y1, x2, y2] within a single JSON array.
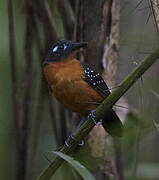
[[102, 109, 123, 137]]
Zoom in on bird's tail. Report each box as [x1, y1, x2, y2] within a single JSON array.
[[102, 109, 123, 137]]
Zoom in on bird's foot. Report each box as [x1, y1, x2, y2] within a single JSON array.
[[65, 134, 84, 147], [88, 110, 102, 126]]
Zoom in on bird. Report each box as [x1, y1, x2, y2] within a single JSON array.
[[43, 40, 123, 138]]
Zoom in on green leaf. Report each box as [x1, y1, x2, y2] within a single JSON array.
[[54, 152, 95, 180]]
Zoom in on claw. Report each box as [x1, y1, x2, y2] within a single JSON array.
[[78, 140, 84, 146], [65, 134, 74, 147], [65, 140, 70, 147], [65, 134, 84, 147], [88, 110, 102, 126]]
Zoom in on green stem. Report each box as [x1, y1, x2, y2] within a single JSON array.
[[38, 48, 159, 180]]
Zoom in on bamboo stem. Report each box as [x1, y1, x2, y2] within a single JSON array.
[[38, 48, 159, 180]]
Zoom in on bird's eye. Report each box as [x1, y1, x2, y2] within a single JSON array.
[[52, 43, 66, 53]]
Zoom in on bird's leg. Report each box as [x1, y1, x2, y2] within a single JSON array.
[[65, 111, 102, 147], [88, 110, 102, 125], [65, 115, 85, 147]]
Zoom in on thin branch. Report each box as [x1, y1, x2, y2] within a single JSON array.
[[26, 19, 45, 180], [35, 0, 58, 43], [59, 106, 68, 144], [40, 1, 61, 143], [38, 47, 159, 180], [38, 0, 71, 146], [114, 139, 124, 180], [146, 11, 152, 24], [131, 0, 144, 13], [7, 0, 19, 132], [57, 0, 75, 39], [73, 0, 80, 40], [131, 80, 143, 178], [7, 1, 24, 179], [69, 0, 76, 11], [149, 0, 159, 36], [17, 5, 35, 180], [47, 96, 58, 141]]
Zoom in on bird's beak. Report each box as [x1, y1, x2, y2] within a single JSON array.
[[71, 42, 88, 51]]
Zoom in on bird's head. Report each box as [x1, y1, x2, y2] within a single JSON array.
[[44, 40, 88, 65]]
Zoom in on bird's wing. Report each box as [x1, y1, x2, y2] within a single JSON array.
[[82, 64, 110, 97], [82, 64, 123, 137]]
